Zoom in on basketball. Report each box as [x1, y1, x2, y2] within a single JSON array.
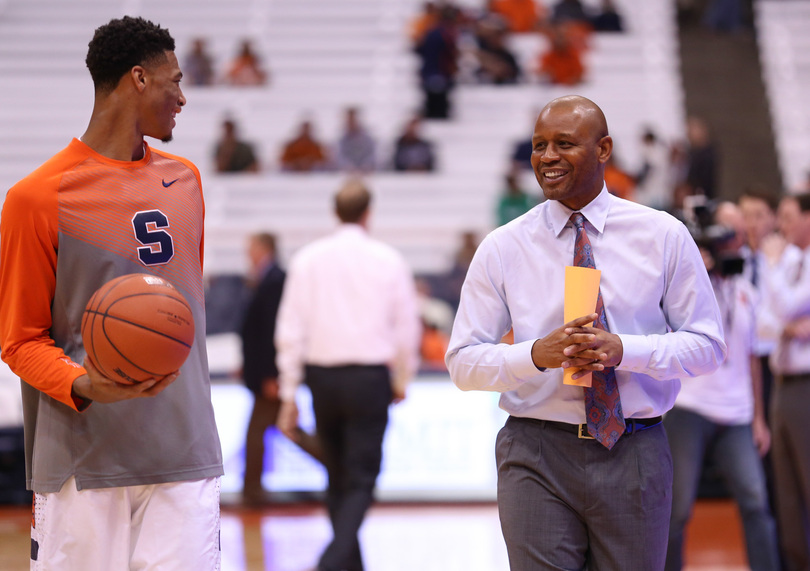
[[81, 273, 195, 383]]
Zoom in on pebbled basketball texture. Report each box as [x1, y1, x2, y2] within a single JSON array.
[[81, 273, 195, 383]]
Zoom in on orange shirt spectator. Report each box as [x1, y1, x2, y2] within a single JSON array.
[[558, 19, 592, 52], [279, 121, 328, 172], [489, 0, 546, 33], [420, 324, 449, 371], [604, 158, 636, 201], [537, 26, 584, 85], [409, 2, 440, 45], [225, 40, 268, 86]]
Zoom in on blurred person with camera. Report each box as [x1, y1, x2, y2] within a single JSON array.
[[664, 201, 779, 571]]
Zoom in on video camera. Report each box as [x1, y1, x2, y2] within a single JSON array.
[[683, 195, 745, 277]]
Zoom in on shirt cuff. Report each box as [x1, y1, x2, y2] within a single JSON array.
[[615, 334, 653, 372], [507, 339, 549, 379]]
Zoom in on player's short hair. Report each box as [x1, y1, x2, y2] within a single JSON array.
[[86, 16, 175, 94], [335, 179, 372, 223]]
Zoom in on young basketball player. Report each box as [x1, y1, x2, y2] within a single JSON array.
[[0, 16, 223, 570]]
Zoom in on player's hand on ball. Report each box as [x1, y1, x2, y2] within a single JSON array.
[[73, 357, 179, 404]]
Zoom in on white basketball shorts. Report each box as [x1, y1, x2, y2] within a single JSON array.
[[30, 476, 221, 571]]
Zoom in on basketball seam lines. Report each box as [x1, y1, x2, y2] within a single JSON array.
[[83, 308, 193, 349]]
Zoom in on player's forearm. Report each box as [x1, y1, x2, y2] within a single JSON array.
[[3, 338, 87, 410]]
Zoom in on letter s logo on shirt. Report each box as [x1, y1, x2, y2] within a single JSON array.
[[132, 210, 175, 266]]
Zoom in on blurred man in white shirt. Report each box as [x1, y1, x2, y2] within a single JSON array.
[[276, 180, 421, 571]]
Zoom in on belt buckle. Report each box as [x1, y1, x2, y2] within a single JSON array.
[[577, 424, 595, 439]]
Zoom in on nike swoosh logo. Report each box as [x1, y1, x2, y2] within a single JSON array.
[[162, 178, 179, 187]]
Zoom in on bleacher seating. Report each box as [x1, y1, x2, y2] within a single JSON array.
[[755, 0, 810, 192], [0, 0, 685, 276]]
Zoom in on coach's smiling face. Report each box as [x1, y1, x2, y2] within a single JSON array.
[[530, 97, 612, 211]]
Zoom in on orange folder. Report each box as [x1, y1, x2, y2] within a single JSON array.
[[563, 266, 601, 387]]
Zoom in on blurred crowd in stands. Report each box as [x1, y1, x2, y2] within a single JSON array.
[[410, 0, 624, 119], [194, 0, 630, 175], [212, 110, 436, 174], [184, 38, 268, 87]]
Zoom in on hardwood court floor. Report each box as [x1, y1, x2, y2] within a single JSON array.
[[0, 499, 747, 570]]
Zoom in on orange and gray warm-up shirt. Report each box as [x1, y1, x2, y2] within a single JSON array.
[[0, 138, 223, 493]]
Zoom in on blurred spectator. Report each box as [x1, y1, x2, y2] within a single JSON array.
[[409, 1, 441, 46], [739, 187, 779, 290], [496, 171, 536, 226], [759, 193, 810, 571], [335, 107, 376, 173], [420, 321, 450, 372], [591, 0, 624, 32], [415, 277, 455, 335], [551, 0, 591, 24], [183, 38, 214, 86], [715, 200, 747, 251], [279, 120, 329, 172], [669, 180, 700, 224], [702, 0, 744, 33], [738, 188, 780, 460], [537, 24, 585, 85], [547, 1, 593, 53], [669, 139, 691, 189], [415, 278, 454, 372], [393, 116, 436, 172], [509, 108, 542, 171], [213, 119, 259, 173], [415, 5, 460, 119], [488, 0, 546, 33], [239, 232, 322, 505], [454, 230, 479, 270], [275, 180, 421, 571], [686, 116, 719, 199], [511, 137, 533, 170], [474, 15, 521, 84], [604, 154, 635, 201], [439, 230, 479, 310], [634, 129, 673, 210], [224, 39, 268, 86]]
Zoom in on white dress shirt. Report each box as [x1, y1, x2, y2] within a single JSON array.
[[675, 275, 756, 424], [763, 244, 810, 375], [446, 186, 727, 423], [276, 224, 421, 401], [741, 244, 779, 357]]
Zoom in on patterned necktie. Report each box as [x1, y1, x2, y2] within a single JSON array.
[[570, 212, 625, 449]]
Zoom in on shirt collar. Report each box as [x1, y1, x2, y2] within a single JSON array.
[[336, 222, 367, 236], [548, 184, 611, 237]]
